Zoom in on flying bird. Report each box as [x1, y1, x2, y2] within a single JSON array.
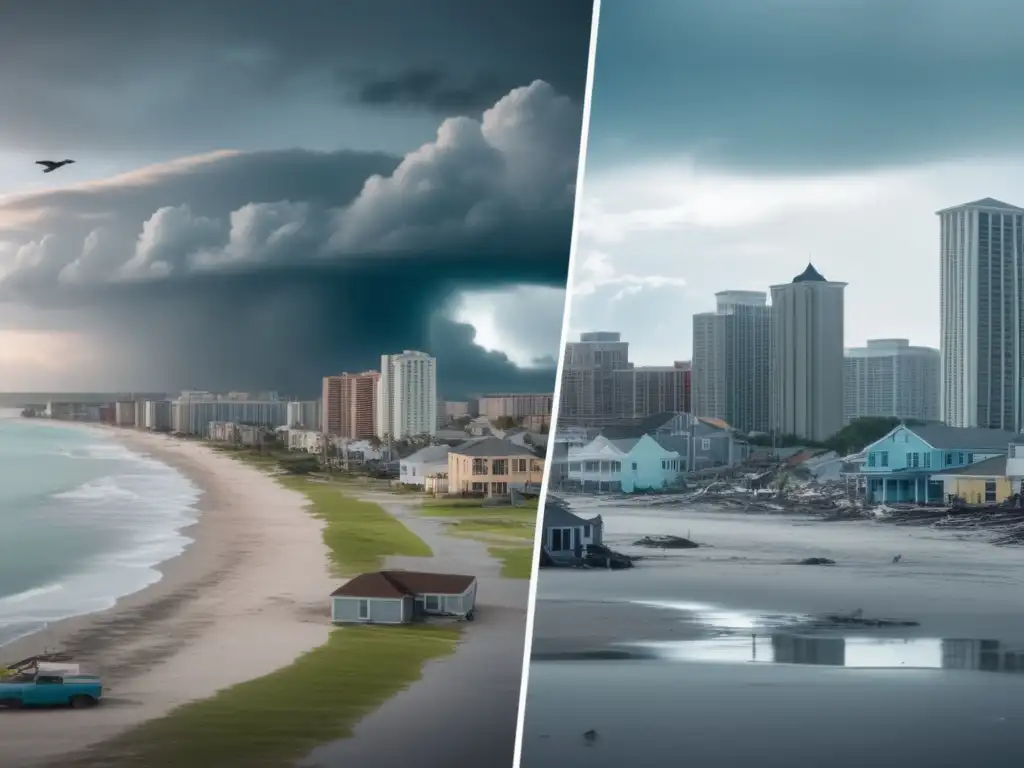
[[35, 159, 75, 173]]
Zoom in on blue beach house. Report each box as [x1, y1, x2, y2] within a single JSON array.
[[859, 424, 1019, 504]]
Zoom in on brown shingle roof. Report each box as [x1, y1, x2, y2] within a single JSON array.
[[331, 570, 476, 598]]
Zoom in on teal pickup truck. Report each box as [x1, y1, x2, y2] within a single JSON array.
[[0, 670, 103, 709]]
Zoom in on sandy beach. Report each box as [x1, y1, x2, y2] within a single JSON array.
[[0, 430, 335, 768], [521, 498, 1024, 768]]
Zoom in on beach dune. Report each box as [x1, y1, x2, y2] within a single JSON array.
[[0, 432, 335, 767]]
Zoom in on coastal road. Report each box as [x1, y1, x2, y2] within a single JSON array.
[[298, 495, 530, 768]]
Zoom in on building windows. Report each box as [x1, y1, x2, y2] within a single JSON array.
[[569, 462, 582, 472], [513, 458, 528, 472], [868, 453, 876, 468], [967, 453, 974, 464], [923, 453, 931, 469], [945, 452, 953, 465], [472, 458, 488, 475], [985, 481, 997, 503], [358, 600, 369, 620], [632, 462, 638, 471], [701, 438, 711, 450], [490, 482, 508, 496], [910, 453, 919, 468], [958, 452, 965, 465], [880, 451, 889, 467], [424, 595, 441, 611], [492, 459, 508, 475]]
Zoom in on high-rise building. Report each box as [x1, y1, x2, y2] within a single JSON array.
[[938, 198, 1024, 430], [376, 351, 437, 439], [769, 264, 846, 442], [288, 400, 323, 431], [321, 372, 378, 438], [843, 339, 940, 424], [613, 363, 690, 419], [169, 392, 289, 435], [691, 291, 771, 433], [558, 331, 631, 427], [478, 393, 553, 421]]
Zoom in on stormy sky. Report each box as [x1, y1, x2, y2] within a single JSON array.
[[0, 0, 593, 398], [572, 0, 1024, 365]]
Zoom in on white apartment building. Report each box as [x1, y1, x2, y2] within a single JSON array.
[[691, 290, 771, 433], [170, 392, 289, 435], [114, 400, 136, 427], [376, 351, 438, 439], [843, 339, 940, 423], [769, 264, 846, 442], [287, 428, 326, 453], [938, 198, 1024, 430]]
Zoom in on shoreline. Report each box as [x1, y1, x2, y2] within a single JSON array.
[[0, 426, 336, 768], [0, 422, 207, 656]]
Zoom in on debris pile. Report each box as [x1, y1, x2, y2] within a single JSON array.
[[633, 535, 699, 549], [797, 557, 835, 566]]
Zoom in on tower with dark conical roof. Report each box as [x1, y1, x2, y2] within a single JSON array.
[[769, 264, 846, 442]]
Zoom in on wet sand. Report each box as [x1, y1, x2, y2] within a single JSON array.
[[299, 494, 529, 768], [521, 500, 1024, 768], [0, 431, 335, 768]]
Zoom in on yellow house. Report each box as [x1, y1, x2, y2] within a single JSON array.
[[934, 455, 1013, 505], [447, 437, 544, 497]]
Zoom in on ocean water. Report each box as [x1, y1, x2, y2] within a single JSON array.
[[0, 411, 200, 649]]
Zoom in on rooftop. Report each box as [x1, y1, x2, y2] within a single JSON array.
[[331, 570, 475, 599], [792, 263, 827, 283], [932, 454, 1008, 478], [448, 436, 537, 457], [906, 424, 1021, 451], [936, 197, 1024, 215]]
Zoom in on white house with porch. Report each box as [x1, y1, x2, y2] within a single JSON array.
[[566, 434, 683, 493]]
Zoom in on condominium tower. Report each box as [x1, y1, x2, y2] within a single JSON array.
[[557, 332, 630, 427], [376, 351, 438, 439], [769, 264, 846, 442], [321, 372, 378, 438], [843, 339, 940, 423], [613, 362, 691, 420], [938, 198, 1024, 430], [692, 291, 771, 433]]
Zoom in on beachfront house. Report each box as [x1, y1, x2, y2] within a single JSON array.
[[330, 570, 478, 624], [856, 424, 1019, 504], [566, 434, 683, 492], [400, 445, 454, 488], [541, 497, 603, 561], [933, 455, 1014, 505], [446, 437, 544, 497], [600, 412, 747, 470]]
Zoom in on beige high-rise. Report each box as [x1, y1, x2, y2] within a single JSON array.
[[769, 264, 846, 442], [321, 371, 379, 438]]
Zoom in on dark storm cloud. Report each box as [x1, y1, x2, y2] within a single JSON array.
[[592, 0, 1024, 173], [0, 0, 594, 151], [0, 82, 580, 394], [353, 70, 511, 114]]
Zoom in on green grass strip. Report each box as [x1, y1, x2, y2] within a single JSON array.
[[76, 626, 460, 768], [487, 546, 535, 579]]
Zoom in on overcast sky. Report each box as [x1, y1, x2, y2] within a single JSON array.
[[569, 0, 1024, 366], [0, 0, 593, 396]]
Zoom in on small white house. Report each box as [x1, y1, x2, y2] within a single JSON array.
[[567, 434, 683, 492], [400, 445, 453, 487]]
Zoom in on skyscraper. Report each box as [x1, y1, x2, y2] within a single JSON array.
[[769, 264, 846, 442], [612, 363, 690, 419], [691, 291, 771, 433], [321, 372, 379, 438], [376, 351, 438, 439], [557, 331, 631, 427], [938, 198, 1024, 430], [843, 339, 940, 424]]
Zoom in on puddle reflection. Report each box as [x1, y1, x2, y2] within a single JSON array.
[[629, 635, 1024, 673]]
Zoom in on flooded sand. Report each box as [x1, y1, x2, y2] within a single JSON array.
[[521, 502, 1024, 768]]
